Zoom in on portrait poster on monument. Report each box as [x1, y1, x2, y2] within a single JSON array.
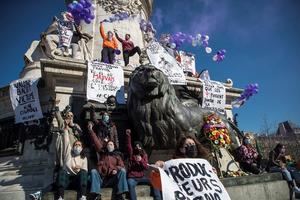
[[57, 19, 74, 48], [179, 51, 196, 75], [146, 41, 186, 85], [87, 61, 125, 104], [9, 78, 43, 124], [158, 159, 231, 200], [202, 80, 226, 114]]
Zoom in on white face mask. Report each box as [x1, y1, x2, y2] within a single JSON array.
[[107, 146, 114, 152], [73, 146, 82, 156]]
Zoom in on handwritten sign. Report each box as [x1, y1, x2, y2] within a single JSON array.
[[87, 61, 125, 104], [159, 159, 231, 200], [202, 80, 226, 114], [179, 51, 196, 75], [9, 78, 43, 123], [58, 19, 74, 48], [147, 41, 186, 85]]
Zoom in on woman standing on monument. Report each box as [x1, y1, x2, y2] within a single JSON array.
[[100, 21, 118, 64]]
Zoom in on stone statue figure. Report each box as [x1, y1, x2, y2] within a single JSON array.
[[40, 12, 92, 60], [127, 64, 242, 151]]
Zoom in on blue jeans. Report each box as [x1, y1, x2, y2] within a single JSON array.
[[127, 177, 162, 200], [269, 166, 294, 182], [90, 168, 128, 195]]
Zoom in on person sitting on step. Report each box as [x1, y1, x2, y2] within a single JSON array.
[[88, 121, 128, 200]]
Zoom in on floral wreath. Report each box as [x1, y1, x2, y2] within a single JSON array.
[[203, 113, 231, 148]]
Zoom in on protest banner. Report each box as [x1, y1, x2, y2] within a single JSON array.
[[147, 41, 186, 85], [9, 78, 43, 123], [58, 19, 74, 48], [202, 80, 226, 114], [179, 51, 196, 75], [87, 61, 125, 104], [159, 158, 231, 200]]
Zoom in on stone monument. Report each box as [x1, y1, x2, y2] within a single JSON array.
[[0, 1, 289, 200]]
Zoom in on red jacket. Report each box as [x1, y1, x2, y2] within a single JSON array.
[[89, 128, 125, 177], [115, 32, 134, 52], [126, 133, 148, 178]]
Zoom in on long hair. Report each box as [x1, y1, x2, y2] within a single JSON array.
[[174, 134, 210, 160]]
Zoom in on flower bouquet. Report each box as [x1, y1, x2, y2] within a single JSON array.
[[203, 113, 231, 148]]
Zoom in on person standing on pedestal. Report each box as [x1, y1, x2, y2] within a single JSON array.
[[100, 22, 118, 64], [114, 30, 141, 66]]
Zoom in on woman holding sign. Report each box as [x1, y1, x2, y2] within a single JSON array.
[[150, 134, 211, 190]]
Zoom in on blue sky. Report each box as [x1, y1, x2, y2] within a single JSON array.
[[0, 0, 299, 133]]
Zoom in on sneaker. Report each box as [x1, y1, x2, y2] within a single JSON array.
[[79, 195, 87, 200], [29, 191, 41, 200], [293, 186, 300, 193]]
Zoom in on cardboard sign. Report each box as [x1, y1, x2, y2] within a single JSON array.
[[10, 78, 43, 123], [159, 159, 231, 200], [147, 41, 186, 85], [87, 61, 125, 104], [179, 51, 196, 75], [58, 19, 74, 48], [202, 80, 226, 114]]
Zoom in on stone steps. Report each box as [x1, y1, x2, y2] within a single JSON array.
[[42, 186, 154, 200]]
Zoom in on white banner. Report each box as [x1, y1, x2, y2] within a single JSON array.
[[159, 159, 231, 200], [147, 41, 186, 85], [202, 80, 226, 114], [9, 78, 43, 123], [179, 51, 196, 75], [87, 61, 125, 104], [58, 20, 73, 48]]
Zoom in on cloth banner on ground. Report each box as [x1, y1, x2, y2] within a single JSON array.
[[159, 159, 231, 200], [58, 19, 74, 48], [202, 80, 226, 114], [146, 41, 186, 85], [179, 51, 196, 75], [9, 78, 43, 123], [87, 61, 125, 104]]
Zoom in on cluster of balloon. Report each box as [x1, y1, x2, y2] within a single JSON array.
[[232, 83, 259, 108], [158, 32, 212, 54], [212, 49, 226, 62], [102, 12, 130, 23], [139, 19, 156, 33], [192, 34, 212, 53], [242, 83, 259, 100], [67, 0, 95, 25]]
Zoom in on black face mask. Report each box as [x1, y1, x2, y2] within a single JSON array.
[[185, 145, 197, 158]]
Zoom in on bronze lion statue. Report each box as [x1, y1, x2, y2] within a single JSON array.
[[127, 64, 241, 150]]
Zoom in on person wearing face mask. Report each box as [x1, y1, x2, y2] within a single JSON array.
[[125, 129, 162, 200], [89, 106, 119, 149], [236, 135, 262, 174], [267, 143, 300, 194], [100, 22, 118, 64], [56, 128, 88, 200], [87, 122, 128, 200], [55, 106, 83, 176], [150, 134, 210, 192]]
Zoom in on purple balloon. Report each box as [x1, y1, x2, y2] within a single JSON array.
[[84, 18, 91, 24]]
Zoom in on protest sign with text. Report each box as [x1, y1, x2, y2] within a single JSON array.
[[9, 78, 43, 123], [179, 51, 196, 75], [58, 19, 74, 48], [202, 80, 226, 114], [159, 159, 231, 200], [87, 61, 125, 104], [147, 41, 186, 85]]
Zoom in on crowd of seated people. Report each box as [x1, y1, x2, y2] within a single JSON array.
[[29, 105, 300, 200]]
